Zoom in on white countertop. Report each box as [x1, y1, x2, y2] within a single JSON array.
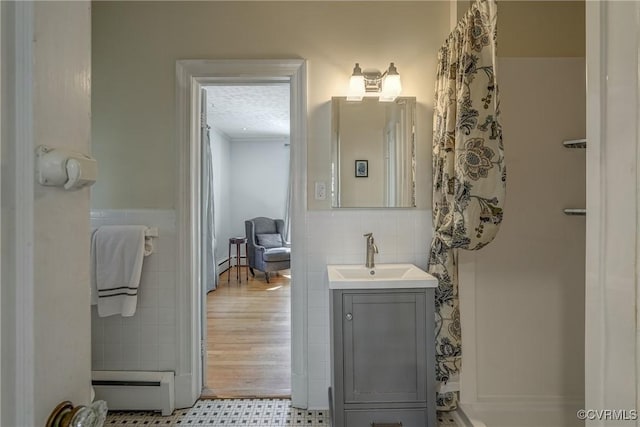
[[327, 263, 438, 290]]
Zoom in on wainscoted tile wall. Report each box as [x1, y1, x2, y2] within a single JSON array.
[[305, 209, 433, 408], [89, 208, 432, 407], [90, 209, 177, 372]]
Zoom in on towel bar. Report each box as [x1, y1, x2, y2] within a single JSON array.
[[563, 208, 586, 216], [562, 138, 587, 148], [92, 226, 158, 238]]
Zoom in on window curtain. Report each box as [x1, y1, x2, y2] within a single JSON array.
[[283, 141, 292, 243], [428, 0, 504, 411], [202, 89, 218, 292]]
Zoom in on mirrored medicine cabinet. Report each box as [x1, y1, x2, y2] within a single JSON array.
[[331, 96, 417, 208]]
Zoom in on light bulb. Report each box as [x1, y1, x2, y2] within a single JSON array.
[[380, 74, 401, 102], [346, 63, 365, 101], [380, 62, 401, 102]]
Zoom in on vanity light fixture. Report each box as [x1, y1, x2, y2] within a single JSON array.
[[346, 62, 402, 102]]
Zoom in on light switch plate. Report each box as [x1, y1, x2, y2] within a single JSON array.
[[314, 181, 326, 200]]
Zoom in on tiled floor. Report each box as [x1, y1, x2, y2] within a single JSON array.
[[105, 399, 328, 426], [105, 398, 459, 427]]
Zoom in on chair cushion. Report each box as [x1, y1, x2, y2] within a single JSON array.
[[257, 233, 283, 248], [263, 247, 291, 262], [252, 218, 278, 234]]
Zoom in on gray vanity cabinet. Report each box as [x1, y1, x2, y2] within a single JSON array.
[[330, 288, 436, 427]]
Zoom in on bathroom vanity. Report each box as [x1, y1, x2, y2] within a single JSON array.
[[327, 264, 438, 427]]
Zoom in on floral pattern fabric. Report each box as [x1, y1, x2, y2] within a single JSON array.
[[428, 0, 504, 411]]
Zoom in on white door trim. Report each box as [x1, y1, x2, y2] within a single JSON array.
[[0, 4, 4, 421], [585, 1, 640, 422], [1, 2, 36, 425], [175, 59, 308, 408], [14, 3, 35, 421]]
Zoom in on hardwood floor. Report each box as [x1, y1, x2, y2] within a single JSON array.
[[203, 267, 291, 398]]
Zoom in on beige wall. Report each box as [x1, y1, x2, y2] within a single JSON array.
[[92, 1, 584, 211], [453, 1, 585, 57], [91, 1, 451, 210], [500, 1, 584, 57]]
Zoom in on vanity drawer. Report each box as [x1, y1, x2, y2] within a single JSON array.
[[344, 408, 428, 427]]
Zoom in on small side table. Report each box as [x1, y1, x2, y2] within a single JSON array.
[[228, 237, 248, 283]]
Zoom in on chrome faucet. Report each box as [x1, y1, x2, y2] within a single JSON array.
[[363, 233, 379, 268]]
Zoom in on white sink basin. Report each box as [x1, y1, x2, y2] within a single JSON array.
[[327, 263, 438, 289]]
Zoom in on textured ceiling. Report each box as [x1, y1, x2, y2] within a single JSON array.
[[204, 84, 290, 139]]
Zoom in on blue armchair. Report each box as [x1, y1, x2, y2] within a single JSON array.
[[244, 217, 291, 283]]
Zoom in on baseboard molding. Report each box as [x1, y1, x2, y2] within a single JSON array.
[[217, 257, 248, 274], [291, 372, 308, 409], [174, 373, 198, 409]]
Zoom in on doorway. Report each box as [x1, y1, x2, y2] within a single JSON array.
[[175, 59, 308, 408], [201, 83, 292, 397]]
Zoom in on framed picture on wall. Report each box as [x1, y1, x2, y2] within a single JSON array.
[[355, 160, 368, 178]]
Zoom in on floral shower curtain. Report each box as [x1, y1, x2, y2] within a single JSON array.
[[428, 0, 504, 411]]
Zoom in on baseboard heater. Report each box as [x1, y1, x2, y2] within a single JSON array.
[[92, 370, 175, 416]]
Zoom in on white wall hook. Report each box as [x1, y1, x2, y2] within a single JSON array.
[[36, 145, 98, 190]]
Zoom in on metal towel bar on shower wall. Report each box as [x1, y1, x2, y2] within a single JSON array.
[[563, 208, 586, 216], [563, 138, 586, 216], [562, 138, 587, 149]]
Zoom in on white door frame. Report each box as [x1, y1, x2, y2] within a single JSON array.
[[175, 59, 308, 408], [1, 2, 36, 425], [585, 1, 640, 422], [0, 4, 4, 420]]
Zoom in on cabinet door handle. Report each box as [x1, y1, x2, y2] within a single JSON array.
[[345, 313, 353, 321]]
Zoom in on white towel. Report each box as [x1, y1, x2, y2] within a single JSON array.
[[91, 225, 146, 317]]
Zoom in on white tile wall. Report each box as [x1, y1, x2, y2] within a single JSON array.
[[305, 209, 432, 408], [89, 208, 432, 406], [90, 209, 177, 372]]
